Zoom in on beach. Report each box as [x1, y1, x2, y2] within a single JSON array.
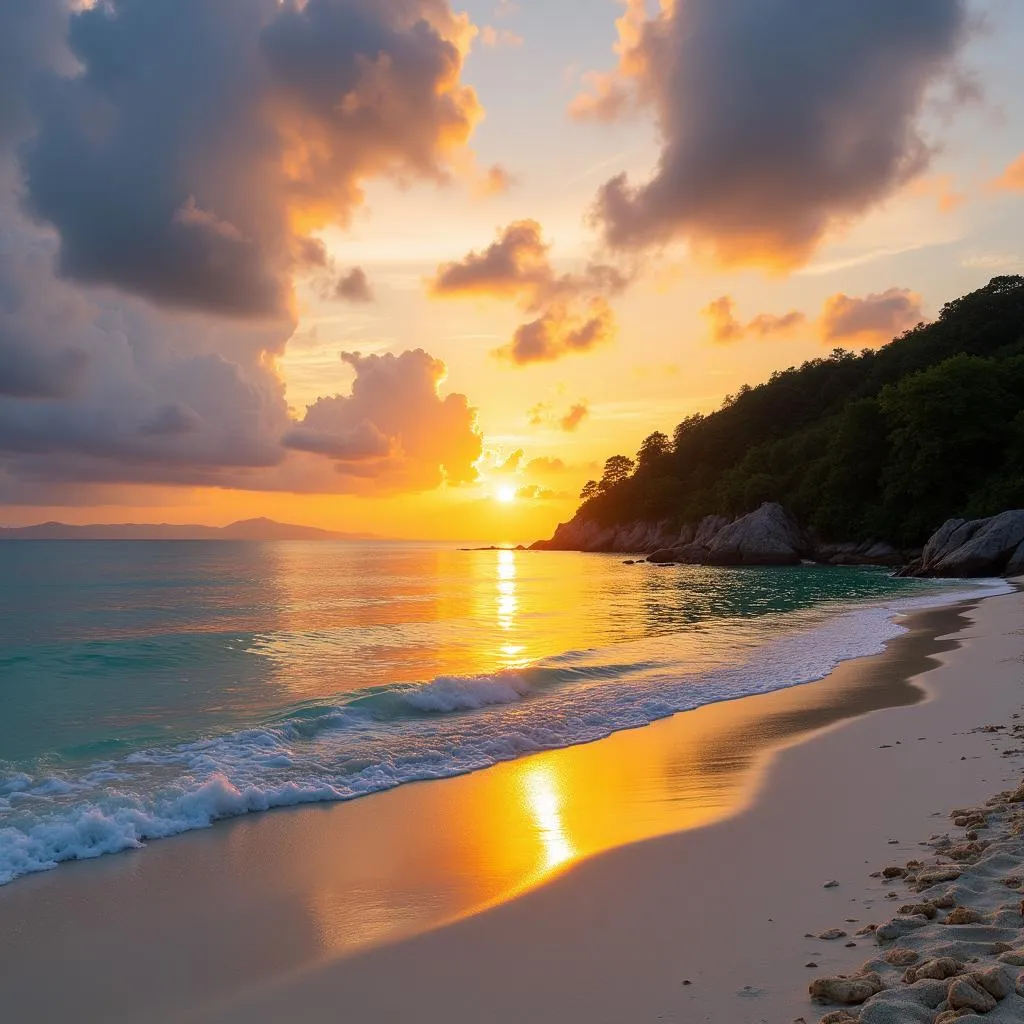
[[0, 586, 1021, 1022]]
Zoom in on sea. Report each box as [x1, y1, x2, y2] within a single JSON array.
[[0, 540, 1009, 886]]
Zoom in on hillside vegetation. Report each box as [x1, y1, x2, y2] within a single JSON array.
[[575, 276, 1024, 547]]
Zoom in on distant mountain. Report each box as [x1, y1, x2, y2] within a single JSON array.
[[0, 517, 379, 541]]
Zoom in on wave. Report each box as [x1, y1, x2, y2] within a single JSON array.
[[0, 579, 1009, 887]]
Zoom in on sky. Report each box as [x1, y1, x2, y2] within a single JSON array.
[[0, 0, 1022, 542]]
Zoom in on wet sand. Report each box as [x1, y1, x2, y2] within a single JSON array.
[[1, 590, 1021, 1023]]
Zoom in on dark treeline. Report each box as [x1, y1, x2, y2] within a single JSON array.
[[577, 276, 1024, 547]]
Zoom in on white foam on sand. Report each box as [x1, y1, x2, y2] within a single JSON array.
[[0, 579, 1010, 886]]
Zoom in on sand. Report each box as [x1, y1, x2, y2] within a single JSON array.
[[2, 589, 1023, 1023]]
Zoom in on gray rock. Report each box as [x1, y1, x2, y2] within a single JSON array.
[[694, 514, 730, 547], [912, 510, 1024, 578], [705, 503, 809, 566]]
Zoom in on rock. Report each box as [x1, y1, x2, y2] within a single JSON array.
[[694, 514, 729, 547], [909, 510, 1024, 578], [884, 948, 920, 966], [970, 966, 1011, 1000], [945, 907, 984, 925], [905, 958, 963, 983], [948, 842, 988, 862], [809, 972, 884, 1005], [819, 929, 848, 940], [705, 502, 809, 566], [898, 903, 938, 919], [1016, 970, 1024, 997], [824, 880, 840, 888], [916, 867, 962, 892], [996, 949, 1024, 967], [647, 547, 679, 564], [935, 1010, 980, 1023], [819, 1013, 858, 1024], [882, 866, 907, 878], [946, 977, 997, 1013], [875, 915, 930, 940]]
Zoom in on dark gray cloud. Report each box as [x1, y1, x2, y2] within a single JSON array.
[[16, 0, 480, 318], [577, 0, 971, 267]]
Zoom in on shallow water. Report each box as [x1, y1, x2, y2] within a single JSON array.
[[0, 540, 1005, 885]]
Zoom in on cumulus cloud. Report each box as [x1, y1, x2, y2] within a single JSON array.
[[432, 220, 625, 364], [475, 164, 516, 197], [820, 288, 924, 343], [575, 0, 971, 268], [527, 399, 590, 431], [515, 484, 556, 501], [702, 296, 806, 344], [493, 448, 524, 475], [283, 350, 482, 491], [334, 267, 374, 303], [525, 456, 567, 477], [16, 0, 481, 319]]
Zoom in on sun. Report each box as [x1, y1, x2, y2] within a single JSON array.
[[495, 485, 517, 504]]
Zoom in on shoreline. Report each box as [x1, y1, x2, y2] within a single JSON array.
[[1, 588, 1019, 1022]]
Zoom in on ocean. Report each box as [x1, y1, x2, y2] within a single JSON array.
[[0, 540, 1008, 886]]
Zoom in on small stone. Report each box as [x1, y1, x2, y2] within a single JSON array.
[[882, 866, 906, 879], [818, 1014, 858, 1024], [947, 976, 997, 1013], [946, 906, 984, 925], [997, 949, 1024, 967], [845, 942, 856, 948], [819, 929, 848, 940], [884, 948, 919, 966], [809, 972, 883, 1005], [806, 962, 818, 968], [887, 838, 899, 844], [935, 1010, 980, 1023], [824, 880, 840, 888], [904, 957, 963, 983]]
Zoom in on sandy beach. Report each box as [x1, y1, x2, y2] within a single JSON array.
[[2, 587, 1023, 1023]]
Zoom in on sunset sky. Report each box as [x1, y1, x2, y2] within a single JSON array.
[[1, 0, 1023, 541]]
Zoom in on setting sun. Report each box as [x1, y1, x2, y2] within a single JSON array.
[[495, 485, 517, 504]]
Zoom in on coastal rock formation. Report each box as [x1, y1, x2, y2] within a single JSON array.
[[704, 503, 810, 566], [903, 510, 1024, 578]]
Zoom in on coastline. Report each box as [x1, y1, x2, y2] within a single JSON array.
[[1, 587, 1020, 1021]]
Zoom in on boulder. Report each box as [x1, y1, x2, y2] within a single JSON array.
[[694, 514, 730, 547], [705, 503, 810, 566], [909, 510, 1024, 578], [946, 977, 996, 1013]]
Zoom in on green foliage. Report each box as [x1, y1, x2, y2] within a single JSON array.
[[575, 276, 1024, 545]]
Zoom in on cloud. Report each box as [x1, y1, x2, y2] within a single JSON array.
[[334, 267, 374, 303], [480, 25, 523, 48], [15, 0, 481, 319], [525, 456, 567, 477], [283, 350, 482, 491], [702, 296, 806, 344], [493, 448, 524, 475], [575, 0, 972, 268], [820, 288, 924, 343], [908, 174, 967, 212], [432, 220, 626, 364], [993, 154, 1024, 193], [475, 164, 516, 197], [704, 290, 922, 346], [515, 484, 556, 501], [560, 401, 589, 432]]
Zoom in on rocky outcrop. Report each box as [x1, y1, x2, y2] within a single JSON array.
[[902, 510, 1024, 578], [533, 503, 912, 567]]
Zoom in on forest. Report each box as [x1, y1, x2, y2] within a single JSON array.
[[575, 276, 1024, 547]]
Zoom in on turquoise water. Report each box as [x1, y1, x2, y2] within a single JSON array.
[[0, 540, 1003, 884]]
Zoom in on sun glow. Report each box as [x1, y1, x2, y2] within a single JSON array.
[[495, 485, 517, 504]]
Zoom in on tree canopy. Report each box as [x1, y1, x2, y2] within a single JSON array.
[[574, 277, 1024, 546]]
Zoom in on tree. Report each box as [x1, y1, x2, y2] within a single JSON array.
[[636, 431, 671, 469], [599, 455, 635, 492], [579, 480, 599, 501]]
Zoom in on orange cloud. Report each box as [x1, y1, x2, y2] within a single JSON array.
[[480, 25, 523, 48], [992, 154, 1024, 193], [432, 220, 627, 365], [560, 401, 590, 432], [702, 296, 806, 344], [704, 289, 923, 347]]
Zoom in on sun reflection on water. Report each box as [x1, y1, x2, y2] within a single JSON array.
[[519, 762, 574, 873]]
